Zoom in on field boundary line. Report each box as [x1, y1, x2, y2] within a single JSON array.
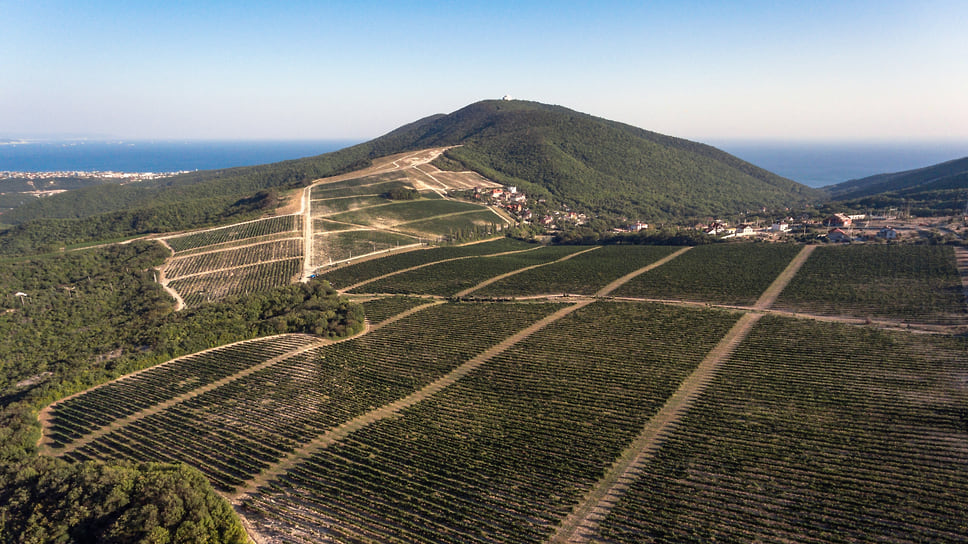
[[455, 246, 601, 297], [551, 244, 816, 543], [753, 244, 815, 310], [595, 246, 692, 297], [340, 246, 542, 293], [166, 237, 303, 261], [393, 207, 494, 228], [35, 333, 320, 453], [231, 300, 593, 502], [166, 256, 304, 282], [158, 213, 300, 241]]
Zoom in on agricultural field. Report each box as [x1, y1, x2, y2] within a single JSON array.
[[611, 243, 803, 305], [475, 245, 680, 297], [38, 238, 968, 543], [241, 302, 740, 543], [773, 244, 968, 325], [50, 302, 564, 492], [326, 199, 485, 227], [315, 237, 535, 290], [395, 209, 506, 239], [164, 238, 303, 279], [594, 315, 968, 543], [312, 230, 420, 266], [358, 296, 432, 325], [352, 244, 589, 296], [159, 214, 304, 307], [168, 258, 303, 307], [162, 215, 300, 253]]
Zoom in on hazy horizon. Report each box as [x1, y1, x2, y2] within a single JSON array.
[[4, 1, 966, 142]]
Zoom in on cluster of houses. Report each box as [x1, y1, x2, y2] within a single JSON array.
[[473, 186, 589, 229], [696, 214, 900, 243]]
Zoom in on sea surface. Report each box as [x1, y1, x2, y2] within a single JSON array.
[[712, 141, 968, 188], [0, 140, 360, 173], [2, 139, 967, 189]]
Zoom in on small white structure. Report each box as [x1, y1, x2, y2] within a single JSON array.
[[770, 222, 790, 232], [502, 94, 513, 101], [877, 227, 898, 240]]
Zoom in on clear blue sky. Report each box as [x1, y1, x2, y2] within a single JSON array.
[[3, 0, 966, 142]]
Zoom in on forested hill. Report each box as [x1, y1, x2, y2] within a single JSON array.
[[0, 99, 821, 253], [823, 156, 968, 217], [377, 100, 822, 218]]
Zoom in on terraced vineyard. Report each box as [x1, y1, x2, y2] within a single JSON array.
[[475, 245, 681, 297], [773, 244, 968, 324], [160, 215, 304, 307], [594, 316, 968, 543], [611, 243, 803, 305], [50, 303, 563, 492], [41, 239, 968, 543], [168, 258, 304, 307], [241, 302, 739, 543], [352, 245, 588, 296], [316, 237, 534, 290]]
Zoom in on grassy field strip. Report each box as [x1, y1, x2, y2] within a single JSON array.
[[338, 246, 542, 293], [552, 244, 815, 543], [37, 333, 319, 454], [159, 213, 301, 242], [454, 246, 602, 297], [231, 300, 594, 503], [380, 207, 490, 229], [161, 256, 304, 282], [165, 237, 303, 261], [596, 246, 692, 297]]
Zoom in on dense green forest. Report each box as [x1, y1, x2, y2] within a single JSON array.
[[0, 241, 362, 540]]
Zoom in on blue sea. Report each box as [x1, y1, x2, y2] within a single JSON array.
[[712, 141, 968, 188], [0, 139, 360, 173], [2, 138, 966, 189]]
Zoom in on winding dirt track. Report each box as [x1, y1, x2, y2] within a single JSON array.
[[549, 244, 816, 543]]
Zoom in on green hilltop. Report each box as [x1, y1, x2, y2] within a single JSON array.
[[0, 99, 823, 253], [376, 99, 823, 218]]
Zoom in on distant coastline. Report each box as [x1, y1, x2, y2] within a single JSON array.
[[713, 140, 968, 188], [0, 139, 360, 173], [2, 138, 966, 189]]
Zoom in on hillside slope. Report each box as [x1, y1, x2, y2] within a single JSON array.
[[825, 156, 968, 216], [1, 100, 821, 252], [369, 100, 822, 218]]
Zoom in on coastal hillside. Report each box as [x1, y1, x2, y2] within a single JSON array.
[[825, 156, 968, 216], [0, 100, 822, 253], [373, 99, 823, 218]]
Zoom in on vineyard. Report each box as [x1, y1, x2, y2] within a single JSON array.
[[474, 245, 681, 297], [49, 302, 564, 493], [40, 234, 968, 543], [315, 237, 534, 290], [352, 245, 589, 296], [241, 302, 740, 543], [159, 214, 304, 307], [168, 258, 303, 307], [611, 243, 803, 305], [594, 315, 968, 543], [773, 244, 968, 324]]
